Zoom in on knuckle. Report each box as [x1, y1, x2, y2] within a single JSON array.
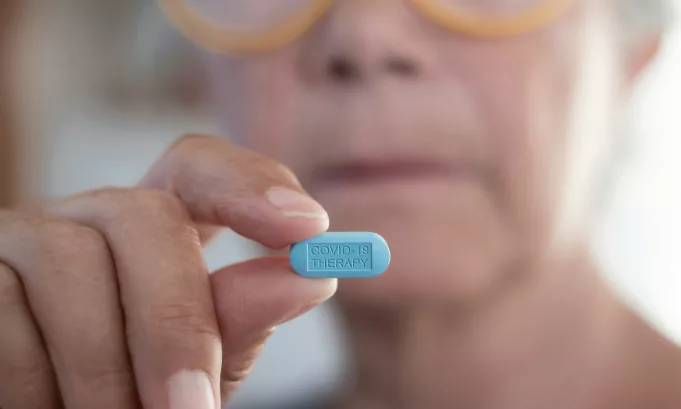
[[221, 329, 271, 386], [244, 154, 277, 173], [138, 134, 212, 190], [155, 134, 212, 174], [90, 187, 188, 221], [266, 161, 299, 184], [259, 160, 301, 187], [2, 359, 53, 404], [171, 133, 212, 153], [127, 189, 187, 220], [163, 133, 220, 167], [73, 360, 135, 393], [235, 154, 298, 187], [0, 211, 109, 274], [144, 301, 221, 342], [3, 358, 55, 393], [222, 343, 266, 385], [39, 220, 108, 262], [221, 363, 253, 386]]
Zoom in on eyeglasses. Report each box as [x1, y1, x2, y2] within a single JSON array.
[[158, 0, 572, 54]]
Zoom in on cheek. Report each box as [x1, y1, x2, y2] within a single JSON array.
[[472, 25, 585, 257], [483, 2, 618, 258]]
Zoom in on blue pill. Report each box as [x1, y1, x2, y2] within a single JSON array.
[[289, 232, 390, 278]]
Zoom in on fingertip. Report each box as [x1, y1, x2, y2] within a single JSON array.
[[316, 277, 338, 303]]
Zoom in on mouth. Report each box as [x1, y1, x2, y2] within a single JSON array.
[[309, 159, 482, 189]]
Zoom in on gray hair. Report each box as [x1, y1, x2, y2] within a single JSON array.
[[623, 0, 676, 33], [80, 0, 675, 110]]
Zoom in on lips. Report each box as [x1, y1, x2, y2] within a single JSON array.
[[309, 159, 480, 188]]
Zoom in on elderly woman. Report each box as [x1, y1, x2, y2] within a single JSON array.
[[0, 0, 679, 408]]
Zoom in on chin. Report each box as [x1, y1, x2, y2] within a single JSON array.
[[318, 187, 519, 309]]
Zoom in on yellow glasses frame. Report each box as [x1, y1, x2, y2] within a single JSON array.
[[159, 0, 573, 54]]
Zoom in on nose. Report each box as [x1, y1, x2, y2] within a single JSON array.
[[304, 0, 430, 84]]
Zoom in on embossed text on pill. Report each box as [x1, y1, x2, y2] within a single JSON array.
[[307, 243, 372, 271]]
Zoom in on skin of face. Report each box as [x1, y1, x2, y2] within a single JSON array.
[[206, 0, 649, 308]]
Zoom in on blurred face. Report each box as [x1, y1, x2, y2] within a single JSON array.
[[207, 0, 629, 306]]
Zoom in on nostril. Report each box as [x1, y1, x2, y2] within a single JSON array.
[[327, 56, 360, 82], [385, 56, 419, 77], [323, 55, 419, 83]]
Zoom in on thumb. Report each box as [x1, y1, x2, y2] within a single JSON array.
[[210, 256, 337, 402]]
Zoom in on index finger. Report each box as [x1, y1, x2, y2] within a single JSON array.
[[139, 134, 329, 249]]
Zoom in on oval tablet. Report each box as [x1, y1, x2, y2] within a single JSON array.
[[289, 232, 390, 278]]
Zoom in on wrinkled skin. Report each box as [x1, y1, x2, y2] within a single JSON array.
[[2, 1, 681, 409]]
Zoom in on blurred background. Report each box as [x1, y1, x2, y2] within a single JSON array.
[[3, 0, 681, 407]]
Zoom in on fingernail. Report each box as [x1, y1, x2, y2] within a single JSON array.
[[168, 370, 216, 409], [266, 187, 328, 219]]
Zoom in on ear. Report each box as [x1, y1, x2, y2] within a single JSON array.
[[624, 34, 662, 88]]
